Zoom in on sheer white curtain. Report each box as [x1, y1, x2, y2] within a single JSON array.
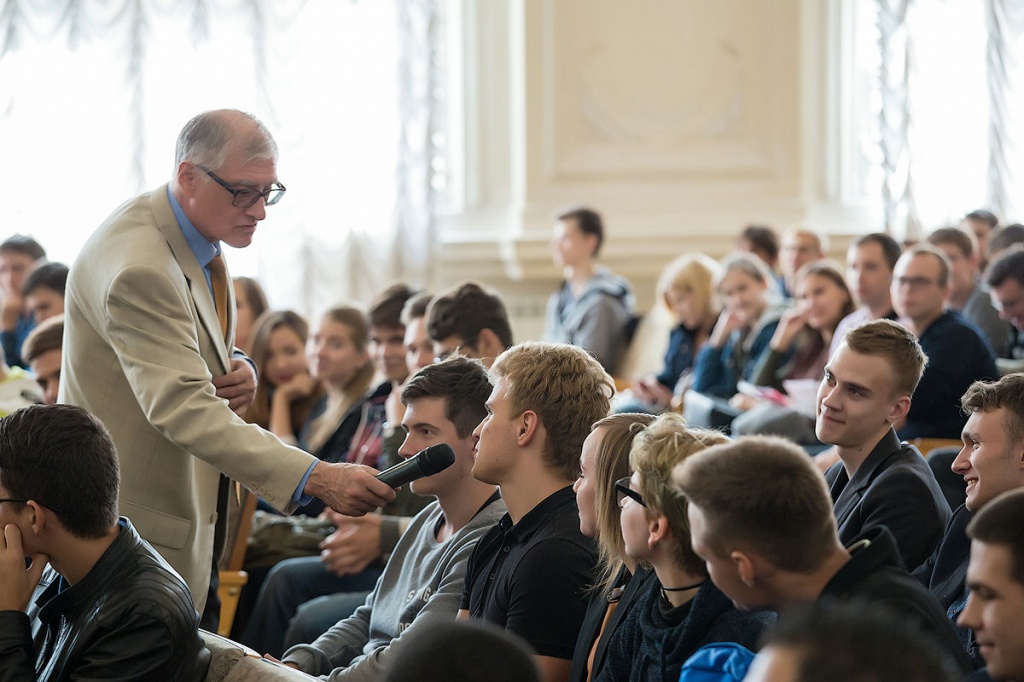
[[863, 0, 1024, 238], [0, 0, 441, 315]]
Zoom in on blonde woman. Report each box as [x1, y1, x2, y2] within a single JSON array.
[[594, 413, 772, 682], [623, 254, 721, 413]]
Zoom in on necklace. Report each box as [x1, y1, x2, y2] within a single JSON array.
[[661, 580, 705, 592]]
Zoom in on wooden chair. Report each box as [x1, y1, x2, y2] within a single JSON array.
[[217, 488, 258, 637], [909, 437, 962, 458]]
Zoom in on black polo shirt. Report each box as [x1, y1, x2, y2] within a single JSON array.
[[460, 486, 597, 660]]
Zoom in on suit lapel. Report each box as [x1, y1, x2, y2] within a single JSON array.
[[150, 186, 231, 373], [832, 429, 904, 531]]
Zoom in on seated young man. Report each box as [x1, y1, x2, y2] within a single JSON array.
[[673, 435, 972, 674], [915, 373, 1024, 669], [279, 356, 506, 680], [21, 261, 68, 326], [818, 319, 950, 571], [460, 342, 612, 682], [20, 314, 62, 405], [241, 284, 434, 656], [0, 404, 203, 680], [426, 280, 514, 364], [986, 245, 1024, 365], [927, 227, 1012, 357], [0, 235, 46, 369], [829, 232, 901, 357], [891, 244, 998, 439], [959, 489, 1024, 682]]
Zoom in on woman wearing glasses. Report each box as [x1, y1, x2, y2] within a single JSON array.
[[594, 413, 773, 682]]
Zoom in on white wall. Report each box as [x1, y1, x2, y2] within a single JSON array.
[[436, 0, 857, 354]]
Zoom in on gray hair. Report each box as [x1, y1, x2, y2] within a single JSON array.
[[174, 109, 278, 173]]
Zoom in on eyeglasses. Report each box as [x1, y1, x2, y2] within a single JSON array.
[[198, 166, 286, 208], [615, 477, 646, 508], [0, 497, 65, 514], [895, 276, 939, 290]]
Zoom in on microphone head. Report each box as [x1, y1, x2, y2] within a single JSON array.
[[419, 443, 457, 475]]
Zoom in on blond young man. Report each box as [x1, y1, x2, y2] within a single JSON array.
[[818, 320, 950, 571], [459, 342, 613, 682]]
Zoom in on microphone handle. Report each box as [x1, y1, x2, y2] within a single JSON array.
[[376, 457, 427, 488]]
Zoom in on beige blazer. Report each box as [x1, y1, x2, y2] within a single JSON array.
[[60, 185, 314, 614]]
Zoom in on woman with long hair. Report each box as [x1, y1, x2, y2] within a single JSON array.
[[622, 253, 722, 413], [691, 252, 783, 400], [244, 310, 324, 442], [296, 305, 381, 517], [570, 412, 657, 682], [731, 261, 855, 443]]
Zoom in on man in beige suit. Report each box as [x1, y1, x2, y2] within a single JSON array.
[[59, 110, 395, 627]]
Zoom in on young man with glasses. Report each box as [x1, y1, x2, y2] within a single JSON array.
[[890, 244, 997, 439], [0, 404, 203, 680], [460, 342, 611, 682], [60, 109, 395, 630]]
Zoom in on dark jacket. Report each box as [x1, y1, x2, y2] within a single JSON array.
[[594, 578, 773, 682], [692, 308, 784, 399], [913, 504, 982, 668], [822, 527, 973, 674], [570, 566, 658, 682], [0, 519, 204, 681], [824, 428, 950, 571]]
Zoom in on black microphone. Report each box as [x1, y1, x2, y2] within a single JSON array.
[[375, 443, 456, 488]]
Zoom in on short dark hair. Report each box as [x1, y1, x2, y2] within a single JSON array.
[[22, 261, 68, 297], [851, 232, 902, 271], [739, 225, 780, 264], [384, 620, 539, 682], [967, 488, 1024, 586], [989, 224, 1024, 257], [22, 315, 64, 364], [426, 281, 514, 350], [402, 356, 493, 439], [673, 435, 838, 573], [0, 404, 119, 538], [961, 373, 1024, 446], [927, 226, 976, 259], [558, 206, 605, 256], [965, 209, 999, 229], [401, 292, 433, 325], [986, 243, 1024, 289], [0, 234, 46, 261], [761, 601, 961, 682], [369, 283, 419, 330]]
